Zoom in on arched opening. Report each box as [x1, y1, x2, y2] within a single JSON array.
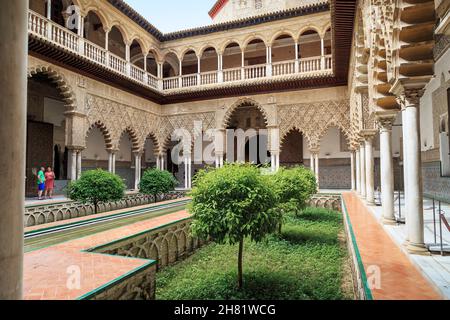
[[143, 135, 158, 171], [116, 131, 135, 190], [298, 30, 322, 58], [181, 50, 198, 87], [323, 28, 332, 55], [280, 129, 304, 167], [108, 26, 126, 59], [222, 42, 242, 82], [244, 38, 267, 78], [82, 126, 109, 172], [200, 47, 218, 85], [130, 39, 144, 68], [146, 50, 158, 77], [225, 103, 269, 165], [83, 11, 105, 48], [26, 72, 69, 197], [272, 34, 296, 76], [163, 52, 180, 89]]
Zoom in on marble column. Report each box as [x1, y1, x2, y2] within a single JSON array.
[[355, 149, 361, 194], [76, 149, 82, 180], [0, 0, 27, 299], [401, 92, 428, 255], [314, 152, 320, 189], [69, 149, 77, 181], [134, 153, 142, 190], [360, 142, 366, 198], [363, 132, 376, 205], [350, 150, 356, 191], [377, 114, 397, 225], [310, 153, 314, 172], [108, 150, 116, 173]]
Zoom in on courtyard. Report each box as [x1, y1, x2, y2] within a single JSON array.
[[0, 0, 449, 307]]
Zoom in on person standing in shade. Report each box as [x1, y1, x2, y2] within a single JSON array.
[[37, 167, 46, 200], [45, 167, 55, 199]]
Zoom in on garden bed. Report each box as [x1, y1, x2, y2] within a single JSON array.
[[156, 207, 354, 300]]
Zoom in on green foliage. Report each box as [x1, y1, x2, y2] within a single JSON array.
[[189, 163, 280, 244], [189, 163, 281, 288], [271, 166, 317, 211], [139, 169, 178, 202], [156, 207, 352, 300], [67, 169, 125, 213]]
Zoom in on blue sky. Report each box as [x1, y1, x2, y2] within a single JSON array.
[[125, 0, 218, 33]]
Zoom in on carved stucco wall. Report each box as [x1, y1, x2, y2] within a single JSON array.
[[278, 99, 351, 149]]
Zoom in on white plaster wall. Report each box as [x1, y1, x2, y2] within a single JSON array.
[[212, 0, 323, 23], [420, 47, 450, 151], [83, 127, 109, 161]]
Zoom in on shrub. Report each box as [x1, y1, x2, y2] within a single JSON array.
[[139, 169, 178, 203], [189, 163, 280, 289], [67, 169, 125, 214], [271, 166, 317, 230]]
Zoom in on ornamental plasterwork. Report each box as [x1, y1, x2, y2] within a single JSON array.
[[278, 99, 351, 150], [85, 94, 161, 152]]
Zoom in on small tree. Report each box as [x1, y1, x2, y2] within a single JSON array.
[[271, 166, 317, 231], [189, 163, 280, 289], [67, 169, 125, 214], [139, 169, 178, 203]]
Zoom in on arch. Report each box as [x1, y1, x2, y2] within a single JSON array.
[[118, 127, 140, 152], [199, 44, 219, 57], [27, 65, 77, 110], [320, 24, 332, 38], [222, 98, 269, 129], [270, 30, 297, 46], [84, 8, 108, 31], [83, 10, 106, 48], [220, 39, 242, 53], [317, 121, 352, 147], [85, 121, 113, 150], [162, 51, 180, 77], [199, 46, 218, 73], [108, 25, 127, 59], [222, 41, 242, 70], [280, 126, 311, 148], [108, 22, 130, 44], [242, 35, 267, 50], [297, 25, 322, 40], [180, 47, 199, 61], [181, 49, 198, 76]]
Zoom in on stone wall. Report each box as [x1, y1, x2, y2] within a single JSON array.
[[24, 191, 186, 227]]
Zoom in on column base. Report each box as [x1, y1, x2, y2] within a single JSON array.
[[382, 217, 397, 225], [366, 200, 375, 206], [406, 242, 430, 256]]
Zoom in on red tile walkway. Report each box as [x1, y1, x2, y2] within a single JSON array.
[[24, 208, 190, 300], [342, 192, 442, 300]]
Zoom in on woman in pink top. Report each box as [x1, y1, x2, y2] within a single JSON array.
[[44, 167, 56, 199]]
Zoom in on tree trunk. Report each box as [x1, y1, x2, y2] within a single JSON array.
[[154, 193, 157, 203], [238, 238, 244, 289], [94, 202, 98, 215]]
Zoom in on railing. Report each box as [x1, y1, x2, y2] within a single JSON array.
[[244, 64, 266, 79], [163, 76, 179, 90], [28, 9, 334, 93], [201, 71, 218, 85], [182, 74, 198, 88], [299, 56, 322, 73], [272, 61, 296, 76], [84, 41, 106, 65], [223, 67, 242, 82], [130, 64, 145, 82]]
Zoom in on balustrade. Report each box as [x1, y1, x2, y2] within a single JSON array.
[[28, 9, 334, 93]]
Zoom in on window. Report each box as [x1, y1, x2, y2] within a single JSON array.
[[255, 0, 263, 10]]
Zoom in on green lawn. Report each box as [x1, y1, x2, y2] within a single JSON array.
[[156, 207, 354, 300]]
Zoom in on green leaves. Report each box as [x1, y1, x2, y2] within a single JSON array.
[[67, 169, 125, 211], [139, 169, 178, 199], [189, 163, 279, 245]]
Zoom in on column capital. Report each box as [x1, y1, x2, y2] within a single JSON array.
[[375, 112, 397, 132], [395, 88, 425, 110], [360, 129, 378, 141]]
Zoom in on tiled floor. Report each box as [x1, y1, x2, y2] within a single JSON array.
[[24, 209, 190, 300], [342, 192, 443, 300]]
